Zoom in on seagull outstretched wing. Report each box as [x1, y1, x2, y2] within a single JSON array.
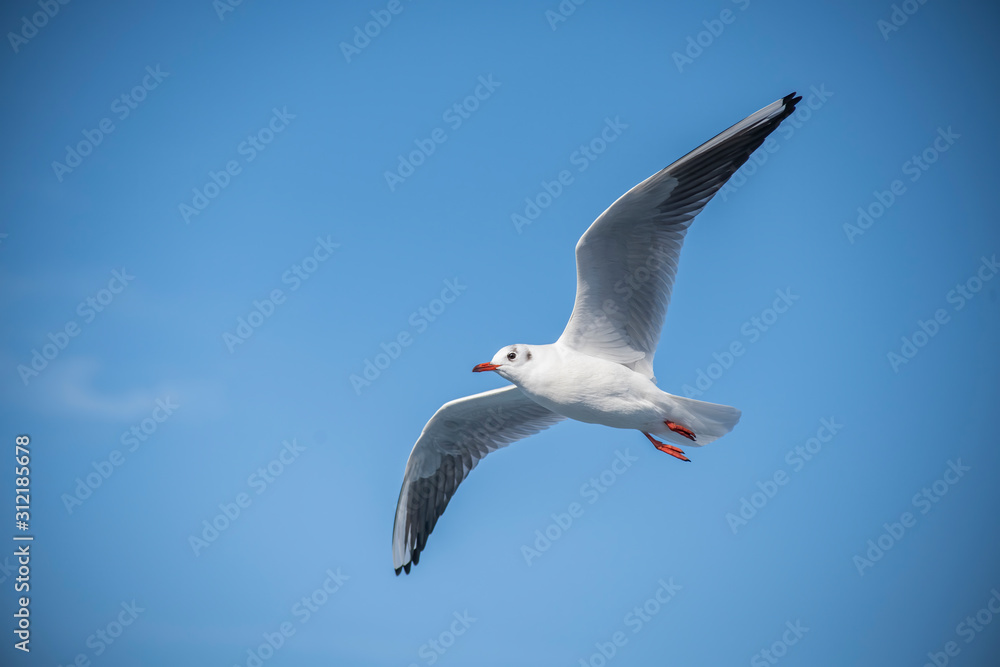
[[393, 385, 564, 574], [557, 92, 801, 378]]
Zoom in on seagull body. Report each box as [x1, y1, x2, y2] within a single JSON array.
[[481, 343, 736, 448], [393, 92, 802, 574]]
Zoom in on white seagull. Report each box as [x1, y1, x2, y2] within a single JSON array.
[[393, 92, 801, 574]]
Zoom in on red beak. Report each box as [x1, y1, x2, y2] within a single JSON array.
[[472, 362, 500, 373]]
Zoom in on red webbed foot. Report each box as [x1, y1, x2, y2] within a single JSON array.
[[665, 421, 696, 441], [644, 432, 690, 462]]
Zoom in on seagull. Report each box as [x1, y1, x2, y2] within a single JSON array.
[[393, 92, 801, 574]]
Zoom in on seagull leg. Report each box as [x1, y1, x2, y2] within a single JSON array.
[[665, 421, 696, 441], [643, 432, 690, 462]]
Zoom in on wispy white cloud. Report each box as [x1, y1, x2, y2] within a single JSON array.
[[8, 356, 224, 422]]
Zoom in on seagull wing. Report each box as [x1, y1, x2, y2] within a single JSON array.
[[557, 92, 801, 379], [393, 385, 564, 574]]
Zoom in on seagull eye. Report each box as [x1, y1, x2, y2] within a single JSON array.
[[507, 351, 517, 361]]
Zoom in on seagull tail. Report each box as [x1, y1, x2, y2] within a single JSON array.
[[657, 394, 742, 447]]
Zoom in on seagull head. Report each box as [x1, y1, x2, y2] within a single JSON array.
[[473, 345, 533, 381]]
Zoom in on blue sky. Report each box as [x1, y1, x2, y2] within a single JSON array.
[[1, 0, 999, 665]]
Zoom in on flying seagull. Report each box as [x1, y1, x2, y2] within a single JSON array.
[[393, 92, 801, 574]]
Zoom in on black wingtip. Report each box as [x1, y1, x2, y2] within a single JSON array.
[[765, 92, 801, 128], [394, 566, 402, 576]]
